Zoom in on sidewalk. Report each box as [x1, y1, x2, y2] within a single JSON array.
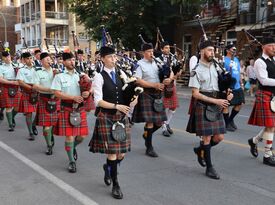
[[176, 85, 255, 105]]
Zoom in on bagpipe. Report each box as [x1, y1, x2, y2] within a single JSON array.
[[101, 27, 143, 105], [155, 27, 184, 75], [196, 14, 234, 94], [138, 33, 171, 83]]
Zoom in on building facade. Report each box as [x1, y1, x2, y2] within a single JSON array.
[[0, 0, 20, 54], [15, 0, 96, 56]]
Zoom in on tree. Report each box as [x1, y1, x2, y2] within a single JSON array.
[[66, 0, 176, 50]]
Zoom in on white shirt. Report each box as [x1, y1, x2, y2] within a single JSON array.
[[254, 53, 275, 86], [93, 67, 116, 107], [189, 55, 198, 72], [246, 65, 256, 79], [135, 59, 160, 83]]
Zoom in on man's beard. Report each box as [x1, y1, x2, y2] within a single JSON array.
[[204, 54, 214, 62]]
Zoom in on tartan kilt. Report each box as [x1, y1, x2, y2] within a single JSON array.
[[132, 92, 167, 124], [163, 84, 179, 109], [35, 96, 60, 126], [89, 111, 131, 154], [53, 106, 88, 137], [188, 96, 196, 115], [0, 85, 3, 108], [0, 85, 21, 109], [186, 99, 197, 133], [248, 90, 275, 127], [83, 95, 95, 112], [18, 91, 37, 113], [192, 101, 226, 136], [230, 88, 245, 105]]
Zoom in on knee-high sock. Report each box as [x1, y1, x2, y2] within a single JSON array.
[[223, 113, 229, 125], [6, 111, 13, 127], [166, 109, 175, 125], [203, 144, 212, 168], [32, 113, 37, 127], [143, 127, 154, 148], [74, 136, 84, 148], [25, 113, 33, 135], [43, 127, 52, 147], [253, 128, 265, 144], [229, 109, 239, 122], [210, 136, 219, 147], [12, 109, 17, 119], [0, 108, 4, 113], [65, 141, 75, 162], [263, 132, 274, 158], [108, 159, 118, 185]]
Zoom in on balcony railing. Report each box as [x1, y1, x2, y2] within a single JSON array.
[[45, 11, 68, 20], [44, 38, 69, 46]]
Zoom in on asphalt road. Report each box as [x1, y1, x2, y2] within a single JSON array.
[[0, 96, 275, 205]]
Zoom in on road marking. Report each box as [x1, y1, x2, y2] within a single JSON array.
[[0, 141, 98, 205], [173, 128, 268, 152]]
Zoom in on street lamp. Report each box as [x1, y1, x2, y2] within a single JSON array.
[[0, 11, 7, 46]]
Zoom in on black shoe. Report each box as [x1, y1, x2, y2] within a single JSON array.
[[73, 148, 78, 161], [103, 164, 112, 186], [46, 146, 53, 155], [248, 138, 258, 158], [146, 147, 158, 158], [193, 147, 206, 167], [226, 123, 236, 132], [230, 120, 237, 130], [0, 112, 4, 121], [32, 126, 38, 135], [28, 134, 35, 141], [166, 124, 173, 134], [162, 130, 171, 137], [112, 184, 123, 199], [8, 126, 14, 132], [205, 167, 220, 180], [68, 162, 77, 173], [263, 156, 275, 167]]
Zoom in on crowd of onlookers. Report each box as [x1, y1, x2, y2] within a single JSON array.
[[240, 58, 258, 97]]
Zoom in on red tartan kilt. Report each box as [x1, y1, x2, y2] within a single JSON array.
[[83, 95, 95, 112], [0, 86, 21, 108], [248, 90, 275, 127], [18, 92, 37, 113], [36, 97, 61, 126], [0, 85, 3, 108], [53, 107, 88, 137], [163, 84, 179, 109]]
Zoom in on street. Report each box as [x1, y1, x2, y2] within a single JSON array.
[[0, 95, 275, 205]]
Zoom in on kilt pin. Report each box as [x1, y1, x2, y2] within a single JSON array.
[[89, 110, 131, 154], [248, 90, 275, 127], [132, 92, 167, 124], [163, 83, 179, 109], [0, 84, 21, 109], [53, 103, 88, 137], [35, 96, 60, 126]]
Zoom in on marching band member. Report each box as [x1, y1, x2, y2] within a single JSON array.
[[51, 52, 89, 173], [16, 52, 38, 140], [89, 46, 134, 199], [33, 52, 60, 155], [187, 39, 233, 179], [248, 37, 275, 166], [0, 51, 20, 131], [132, 42, 169, 157]]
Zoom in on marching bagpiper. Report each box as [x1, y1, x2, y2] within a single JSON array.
[[16, 52, 38, 140], [33, 52, 60, 155], [0, 51, 21, 131], [51, 52, 90, 173], [89, 46, 134, 199], [247, 36, 275, 166]]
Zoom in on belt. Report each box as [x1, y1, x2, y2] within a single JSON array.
[[40, 93, 54, 99], [200, 91, 219, 98], [61, 100, 83, 108], [1, 84, 19, 89]]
